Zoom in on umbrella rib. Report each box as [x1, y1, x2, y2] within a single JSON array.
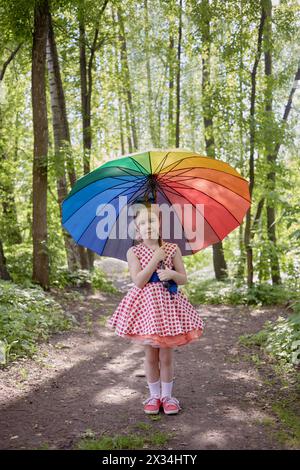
[[160, 165, 250, 188], [97, 183, 147, 256], [149, 151, 152, 174], [65, 170, 141, 200], [76, 179, 146, 245], [158, 155, 243, 181], [155, 180, 202, 254], [63, 176, 148, 224], [162, 178, 242, 226], [159, 171, 251, 204], [156, 180, 225, 242], [129, 156, 149, 175], [159, 156, 204, 180], [152, 151, 171, 174], [105, 165, 143, 179]]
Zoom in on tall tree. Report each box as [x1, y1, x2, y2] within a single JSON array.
[[31, 0, 49, 289], [0, 43, 22, 282], [263, 0, 281, 285], [144, 0, 159, 147], [167, 5, 176, 146], [200, 0, 228, 280], [175, 0, 182, 147], [116, 4, 139, 151], [46, 7, 88, 271], [78, 0, 108, 268], [244, 5, 266, 287]]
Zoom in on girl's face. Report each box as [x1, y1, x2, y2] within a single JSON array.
[[135, 208, 160, 241]]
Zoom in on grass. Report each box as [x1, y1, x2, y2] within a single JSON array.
[[238, 329, 300, 449], [255, 396, 300, 449], [271, 398, 300, 448], [74, 424, 174, 450]]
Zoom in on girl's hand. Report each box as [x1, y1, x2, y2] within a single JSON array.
[[153, 243, 167, 263], [157, 267, 174, 281]]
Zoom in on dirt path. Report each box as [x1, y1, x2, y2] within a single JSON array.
[[0, 267, 296, 450]]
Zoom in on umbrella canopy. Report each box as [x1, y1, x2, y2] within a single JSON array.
[[61, 148, 251, 261]]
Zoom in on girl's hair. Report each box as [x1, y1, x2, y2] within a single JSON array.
[[133, 202, 162, 247]]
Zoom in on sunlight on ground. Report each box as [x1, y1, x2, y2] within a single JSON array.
[[0, 337, 144, 410], [221, 404, 271, 423], [224, 369, 262, 384], [93, 385, 138, 405], [202, 308, 231, 319], [195, 429, 227, 447], [97, 349, 140, 375]]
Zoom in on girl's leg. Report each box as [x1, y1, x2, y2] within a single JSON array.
[[144, 345, 160, 382], [159, 347, 174, 382], [159, 347, 175, 398], [144, 345, 161, 398]]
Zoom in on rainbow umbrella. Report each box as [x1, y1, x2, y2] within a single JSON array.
[[61, 148, 251, 261]]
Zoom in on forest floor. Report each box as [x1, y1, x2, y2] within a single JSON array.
[[0, 261, 299, 450]]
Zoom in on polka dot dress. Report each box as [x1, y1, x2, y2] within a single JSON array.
[[106, 241, 205, 348]]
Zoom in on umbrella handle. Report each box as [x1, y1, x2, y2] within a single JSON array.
[[158, 258, 169, 289], [157, 234, 169, 288]]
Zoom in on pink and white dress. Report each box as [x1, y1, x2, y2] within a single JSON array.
[[106, 241, 205, 348]]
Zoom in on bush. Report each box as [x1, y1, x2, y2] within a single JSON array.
[[184, 279, 297, 306], [264, 315, 300, 366], [91, 268, 119, 293], [4, 243, 33, 284], [239, 302, 300, 367], [0, 280, 75, 366], [49, 266, 118, 293]]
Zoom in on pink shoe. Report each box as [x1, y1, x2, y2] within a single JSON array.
[[160, 396, 182, 415], [143, 396, 161, 414]]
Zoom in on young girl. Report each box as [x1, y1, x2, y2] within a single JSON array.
[[106, 202, 205, 415]]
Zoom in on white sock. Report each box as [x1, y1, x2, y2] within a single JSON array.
[[147, 378, 161, 398], [161, 380, 173, 399]]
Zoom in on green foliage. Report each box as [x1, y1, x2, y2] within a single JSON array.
[[76, 433, 145, 450], [4, 243, 33, 285], [0, 280, 75, 366], [239, 329, 269, 348], [239, 305, 300, 367], [50, 266, 90, 288], [271, 398, 300, 448], [75, 429, 171, 450], [264, 316, 300, 366], [90, 267, 119, 293], [49, 266, 119, 293], [0, 0, 299, 383], [184, 278, 296, 306]]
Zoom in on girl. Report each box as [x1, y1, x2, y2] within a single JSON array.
[[106, 202, 205, 415]]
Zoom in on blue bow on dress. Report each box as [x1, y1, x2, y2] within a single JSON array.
[[147, 270, 178, 297]]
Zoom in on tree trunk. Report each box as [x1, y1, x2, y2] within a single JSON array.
[[77, 1, 108, 268], [168, 33, 175, 146], [31, 0, 50, 290], [46, 8, 87, 272], [0, 239, 11, 280], [111, 6, 130, 152], [263, 0, 281, 285], [175, 0, 182, 148], [144, 0, 159, 147], [0, 44, 22, 279], [117, 7, 138, 151], [200, 0, 227, 280], [244, 7, 265, 287], [0, 120, 22, 245]]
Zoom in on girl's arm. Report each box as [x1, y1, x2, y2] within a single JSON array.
[[166, 245, 188, 285], [127, 247, 162, 289]]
